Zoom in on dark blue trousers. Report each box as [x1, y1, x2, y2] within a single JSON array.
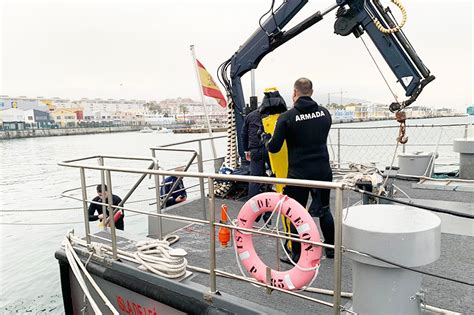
[[248, 147, 268, 198]]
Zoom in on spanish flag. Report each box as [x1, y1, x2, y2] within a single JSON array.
[[197, 60, 227, 108]]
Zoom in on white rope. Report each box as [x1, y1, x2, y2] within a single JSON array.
[[64, 236, 111, 314], [134, 240, 188, 279], [337, 163, 384, 191], [383, 140, 400, 188], [69, 233, 187, 280]]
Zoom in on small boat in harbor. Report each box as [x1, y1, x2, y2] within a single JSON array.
[[139, 127, 153, 133], [156, 127, 173, 134]]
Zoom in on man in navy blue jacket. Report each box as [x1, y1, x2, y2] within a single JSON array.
[[241, 108, 268, 198], [161, 176, 187, 207]]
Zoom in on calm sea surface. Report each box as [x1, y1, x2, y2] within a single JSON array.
[[0, 116, 472, 313]]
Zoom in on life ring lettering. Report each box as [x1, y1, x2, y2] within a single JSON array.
[[234, 192, 322, 291]]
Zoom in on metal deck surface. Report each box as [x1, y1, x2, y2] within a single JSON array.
[[159, 179, 473, 314]]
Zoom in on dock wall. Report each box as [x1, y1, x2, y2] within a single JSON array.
[[0, 126, 141, 140]]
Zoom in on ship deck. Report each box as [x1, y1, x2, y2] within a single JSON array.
[[64, 177, 474, 314], [152, 178, 473, 314]]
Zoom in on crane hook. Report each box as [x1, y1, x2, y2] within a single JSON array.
[[395, 111, 408, 144]]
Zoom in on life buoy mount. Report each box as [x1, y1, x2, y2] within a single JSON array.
[[234, 192, 322, 291]]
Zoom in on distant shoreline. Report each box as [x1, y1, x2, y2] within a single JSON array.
[[0, 125, 141, 140], [0, 115, 468, 140]]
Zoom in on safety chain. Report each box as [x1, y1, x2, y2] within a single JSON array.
[[395, 111, 408, 144]]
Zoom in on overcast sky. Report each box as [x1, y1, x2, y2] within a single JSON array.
[[1, 0, 472, 110]]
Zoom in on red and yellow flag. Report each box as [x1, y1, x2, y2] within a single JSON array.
[[197, 59, 227, 108]]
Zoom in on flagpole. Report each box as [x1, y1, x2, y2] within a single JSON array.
[[190, 44, 217, 159]]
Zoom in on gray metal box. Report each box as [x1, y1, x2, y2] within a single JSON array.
[[398, 151, 437, 177]]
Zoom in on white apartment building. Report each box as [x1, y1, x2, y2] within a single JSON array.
[[74, 98, 146, 113]]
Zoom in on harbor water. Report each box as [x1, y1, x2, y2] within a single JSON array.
[[0, 116, 472, 313]]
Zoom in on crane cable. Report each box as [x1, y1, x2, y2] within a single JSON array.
[[359, 36, 399, 104], [360, 36, 408, 145]]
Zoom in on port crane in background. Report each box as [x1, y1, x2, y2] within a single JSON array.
[[218, 0, 435, 159], [327, 90, 348, 106]]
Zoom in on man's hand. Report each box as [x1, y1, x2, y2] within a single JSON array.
[[175, 195, 186, 203], [260, 132, 271, 144], [245, 151, 251, 161], [98, 214, 104, 220]]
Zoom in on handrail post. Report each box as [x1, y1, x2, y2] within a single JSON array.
[[79, 167, 91, 245], [337, 128, 341, 169], [333, 187, 343, 315], [105, 170, 118, 260], [208, 178, 217, 293], [465, 124, 468, 139], [98, 157, 107, 230], [198, 140, 207, 220], [154, 162, 163, 240], [119, 161, 156, 207]]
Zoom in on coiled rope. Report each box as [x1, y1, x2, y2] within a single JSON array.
[[214, 104, 239, 197], [134, 239, 188, 279], [69, 233, 188, 279], [368, 0, 407, 34]]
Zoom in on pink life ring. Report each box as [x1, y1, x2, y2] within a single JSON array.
[[234, 192, 322, 290]]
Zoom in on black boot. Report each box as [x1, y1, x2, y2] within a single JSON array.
[[280, 252, 300, 264], [325, 248, 334, 259]]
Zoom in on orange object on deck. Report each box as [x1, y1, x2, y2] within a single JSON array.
[[218, 204, 230, 247]]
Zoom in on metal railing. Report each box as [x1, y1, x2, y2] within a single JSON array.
[[57, 124, 473, 314], [328, 122, 473, 169], [59, 155, 348, 314], [150, 134, 227, 225]]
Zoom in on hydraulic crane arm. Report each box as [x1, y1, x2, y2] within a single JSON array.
[[220, 0, 435, 158]]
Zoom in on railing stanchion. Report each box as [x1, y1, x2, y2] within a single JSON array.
[[465, 124, 468, 139], [208, 178, 217, 293], [337, 128, 341, 169], [98, 157, 107, 230], [198, 140, 207, 220], [79, 167, 91, 245], [154, 162, 163, 240], [333, 187, 343, 315], [105, 170, 118, 260]]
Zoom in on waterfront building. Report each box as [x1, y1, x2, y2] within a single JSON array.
[[467, 105, 474, 116], [74, 98, 146, 113], [434, 108, 455, 117], [344, 103, 369, 119], [158, 98, 227, 124], [23, 109, 53, 128], [404, 106, 433, 118], [1, 108, 27, 130], [51, 108, 78, 127], [111, 111, 143, 125], [366, 103, 390, 119], [333, 109, 354, 122]]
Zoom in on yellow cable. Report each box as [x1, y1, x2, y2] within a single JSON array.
[[372, 0, 407, 34]]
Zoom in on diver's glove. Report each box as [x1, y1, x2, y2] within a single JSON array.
[[260, 132, 271, 145]]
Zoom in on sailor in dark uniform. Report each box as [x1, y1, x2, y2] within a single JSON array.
[[241, 108, 268, 198], [264, 78, 335, 262], [88, 184, 124, 230]]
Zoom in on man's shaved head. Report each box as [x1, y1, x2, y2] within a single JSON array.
[[294, 78, 313, 96]]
